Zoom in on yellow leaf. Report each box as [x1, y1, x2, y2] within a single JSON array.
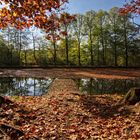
[[69, 134, 78, 140], [13, 12, 17, 17]]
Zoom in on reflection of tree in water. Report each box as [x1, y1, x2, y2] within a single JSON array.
[[0, 77, 53, 96], [76, 78, 140, 95], [0, 77, 15, 95], [1, 77, 139, 96]]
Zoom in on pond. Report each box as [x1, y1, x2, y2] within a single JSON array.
[[0, 77, 53, 96], [75, 78, 140, 95], [0, 77, 140, 96]]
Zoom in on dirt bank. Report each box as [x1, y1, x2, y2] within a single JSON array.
[[0, 68, 140, 79]]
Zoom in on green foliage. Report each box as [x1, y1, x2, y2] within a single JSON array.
[[0, 7, 139, 67]]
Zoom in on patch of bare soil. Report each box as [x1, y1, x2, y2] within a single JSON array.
[[0, 79, 140, 139], [0, 68, 140, 79]]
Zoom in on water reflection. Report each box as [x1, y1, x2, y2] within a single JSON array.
[[76, 78, 140, 95], [0, 77, 53, 96]]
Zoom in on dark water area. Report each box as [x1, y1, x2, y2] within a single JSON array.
[[0, 77, 140, 96], [75, 78, 140, 95], [0, 77, 53, 96]]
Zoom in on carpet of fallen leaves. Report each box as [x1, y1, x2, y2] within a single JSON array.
[[0, 79, 140, 140]]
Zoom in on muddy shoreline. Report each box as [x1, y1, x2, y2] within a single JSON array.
[[0, 68, 140, 79]]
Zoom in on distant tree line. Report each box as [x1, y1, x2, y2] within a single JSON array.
[[0, 7, 140, 67]]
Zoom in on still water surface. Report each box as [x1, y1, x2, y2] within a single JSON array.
[[75, 78, 140, 94], [0, 77, 140, 96], [0, 77, 53, 96]]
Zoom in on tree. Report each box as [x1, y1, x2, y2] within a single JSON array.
[[119, 14, 138, 67], [44, 13, 61, 65], [122, 15, 129, 67], [108, 7, 125, 66], [84, 11, 96, 66], [60, 12, 75, 65], [96, 10, 108, 65], [72, 14, 84, 66], [0, 27, 29, 66]]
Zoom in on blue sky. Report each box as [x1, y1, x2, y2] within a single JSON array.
[[67, 0, 125, 13]]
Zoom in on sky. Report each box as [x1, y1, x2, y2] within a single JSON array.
[[67, 0, 126, 14]]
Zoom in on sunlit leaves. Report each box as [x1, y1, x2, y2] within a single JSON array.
[[120, 0, 140, 15], [0, 0, 70, 33], [45, 12, 75, 43]]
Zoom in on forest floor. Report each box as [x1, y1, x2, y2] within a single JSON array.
[[0, 68, 140, 79], [0, 78, 140, 140], [0, 69, 140, 139]]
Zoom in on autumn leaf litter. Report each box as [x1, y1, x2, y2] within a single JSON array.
[[0, 79, 140, 140]]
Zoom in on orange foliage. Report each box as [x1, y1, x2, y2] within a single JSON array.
[[120, 0, 140, 15], [45, 12, 75, 42], [0, 0, 71, 32]]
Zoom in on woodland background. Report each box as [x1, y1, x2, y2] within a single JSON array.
[[0, 7, 140, 68]]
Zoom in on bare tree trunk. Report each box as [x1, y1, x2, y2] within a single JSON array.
[[7, 27, 13, 65], [114, 39, 117, 66], [24, 50, 27, 66], [90, 30, 93, 66], [65, 36, 69, 66], [53, 41, 57, 66], [19, 30, 22, 65], [123, 16, 128, 67], [78, 42, 81, 66], [113, 16, 117, 67], [100, 21, 105, 65]]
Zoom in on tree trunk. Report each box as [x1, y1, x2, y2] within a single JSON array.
[[113, 15, 117, 67], [19, 30, 22, 65], [100, 21, 105, 65], [120, 88, 140, 105], [90, 30, 93, 66], [24, 50, 27, 66], [78, 42, 81, 66], [65, 36, 69, 66], [53, 41, 57, 66], [123, 16, 128, 67], [32, 33, 37, 65]]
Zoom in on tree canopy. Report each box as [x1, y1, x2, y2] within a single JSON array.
[[0, 0, 140, 31], [0, 0, 71, 31]]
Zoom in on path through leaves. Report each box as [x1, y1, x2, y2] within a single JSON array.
[[0, 79, 140, 139]]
